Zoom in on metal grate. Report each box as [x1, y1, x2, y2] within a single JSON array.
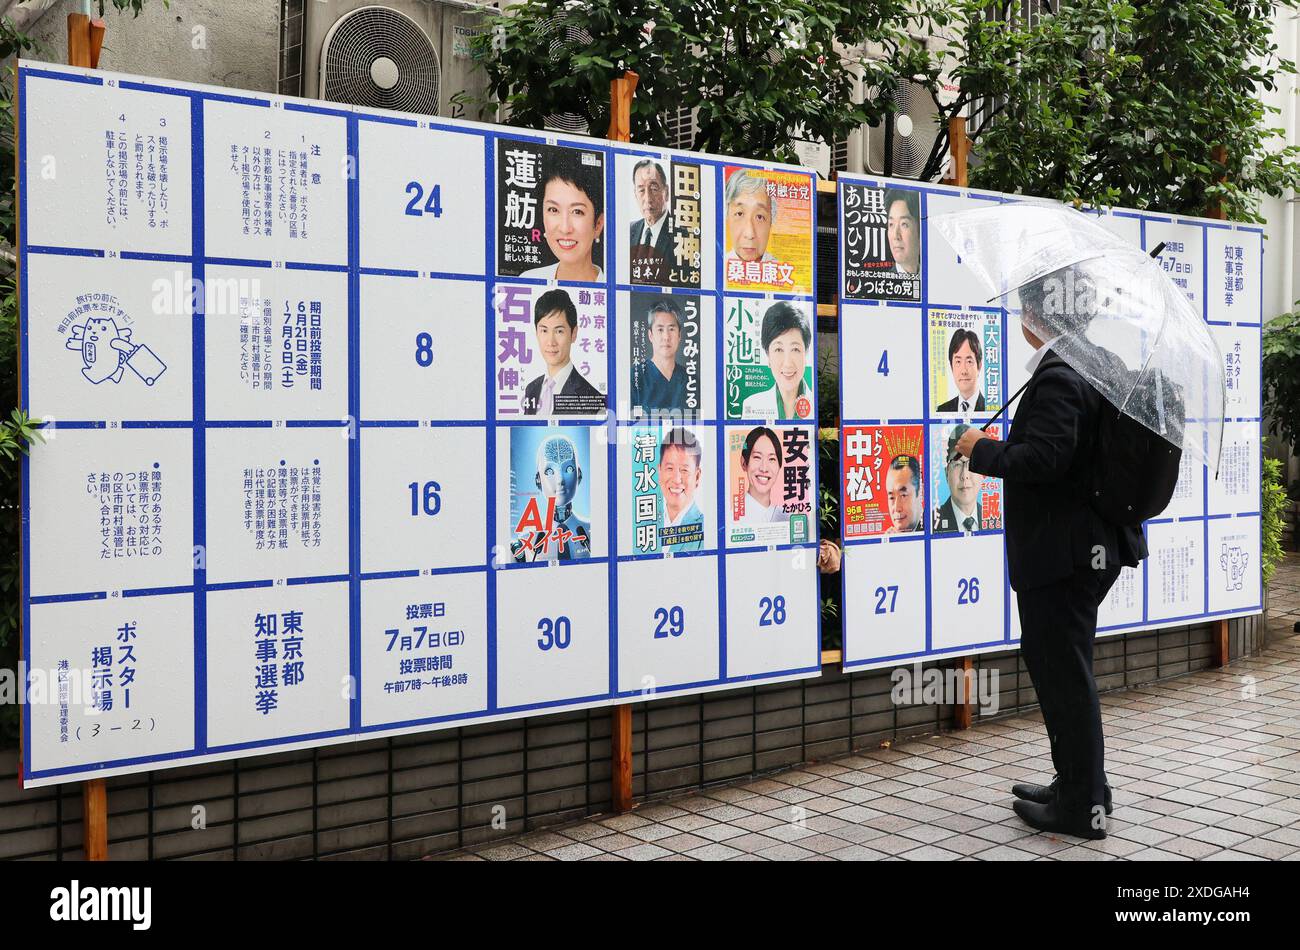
[[321, 5, 442, 115]]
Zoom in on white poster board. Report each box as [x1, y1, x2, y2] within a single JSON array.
[[15, 61, 822, 787], [837, 175, 1263, 670]]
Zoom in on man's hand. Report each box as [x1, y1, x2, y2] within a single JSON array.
[[955, 427, 996, 459], [817, 540, 841, 574]]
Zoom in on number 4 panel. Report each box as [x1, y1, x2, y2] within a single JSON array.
[[839, 303, 924, 421]]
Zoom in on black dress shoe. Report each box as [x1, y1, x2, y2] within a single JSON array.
[[1013, 798, 1107, 840], [1012, 778, 1113, 815]]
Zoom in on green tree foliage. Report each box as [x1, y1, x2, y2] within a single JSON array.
[[1263, 306, 1300, 451], [918, 0, 1300, 222], [472, 0, 935, 162]]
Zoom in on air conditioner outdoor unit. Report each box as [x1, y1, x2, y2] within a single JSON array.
[[298, 0, 494, 121]]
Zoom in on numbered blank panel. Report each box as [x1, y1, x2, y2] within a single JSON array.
[[924, 192, 999, 308], [26, 594, 195, 775], [203, 100, 348, 265], [204, 264, 349, 421], [25, 255, 194, 422], [1210, 324, 1262, 419], [361, 426, 488, 573], [204, 427, 348, 583], [1208, 422, 1260, 515], [723, 548, 819, 679], [1206, 227, 1261, 325], [359, 571, 488, 728], [205, 582, 350, 748], [359, 275, 486, 421], [1145, 220, 1204, 318], [842, 539, 927, 665], [24, 75, 193, 254], [617, 556, 720, 695], [1208, 516, 1261, 614], [839, 303, 923, 420], [1145, 520, 1205, 622], [357, 121, 486, 274], [1097, 565, 1143, 633], [929, 533, 1006, 652], [28, 428, 193, 598], [495, 562, 610, 710]]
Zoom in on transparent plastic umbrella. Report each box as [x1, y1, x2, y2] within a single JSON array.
[[931, 200, 1225, 475]]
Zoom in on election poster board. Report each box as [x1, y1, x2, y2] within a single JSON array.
[[15, 61, 821, 788], [837, 175, 1265, 670]]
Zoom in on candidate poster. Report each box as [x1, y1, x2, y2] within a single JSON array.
[[505, 426, 594, 563], [842, 425, 925, 538], [626, 156, 704, 288], [629, 423, 710, 554], [928, 309, 1002, 416], [494, 282, 607, 417], [627, 291, 701, 420], [841, 182, 922, 302], [726, 425, 813, 547], [496, 139, 606, 282], [928, 423, 1003, 535], [723, 296, 814, 420], [722, 166, 814, 294]]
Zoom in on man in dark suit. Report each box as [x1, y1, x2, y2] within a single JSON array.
[[629, 159, 674, 280], [936, 328, 987, 413], [523, 288, 604, 416], [933, 425, 982, 534], [955, 273, 1146, 839]]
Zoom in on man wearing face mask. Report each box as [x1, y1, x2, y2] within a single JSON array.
[[511, 433, 592, 562], [933, 425, 982, 534]]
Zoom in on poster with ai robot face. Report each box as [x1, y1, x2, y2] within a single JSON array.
[[16, 61, 820, 787], [836, 176, 1262, 671]]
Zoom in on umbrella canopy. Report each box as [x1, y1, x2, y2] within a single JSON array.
[[931, 201, 1225, 475]]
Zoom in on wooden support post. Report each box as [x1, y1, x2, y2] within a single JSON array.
[[67, 10, 112, 860], [608, 69, 638, 814], [83, 778, 109, 860], [943, 115, 969, 188], [953, 657, 975, 730], [67, 13, 92, 67], [943, 117, 976, 730], [1213, 618, 1230, 667]]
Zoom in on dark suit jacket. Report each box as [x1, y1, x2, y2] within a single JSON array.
[[629, 216, 674, 261], [937, 391, 986, 413], [969, 350, 1146, 592], [933, 496, 979, 534], [523, 368, 603, 415]]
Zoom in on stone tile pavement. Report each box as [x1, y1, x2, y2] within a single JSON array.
[[435, 556, 1300, 862]]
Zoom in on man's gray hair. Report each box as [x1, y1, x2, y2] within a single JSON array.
[[723, 169, 776, 223]]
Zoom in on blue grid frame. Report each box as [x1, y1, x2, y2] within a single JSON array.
[[837, 177, 1265, 671], [16, 62, 823, 787]]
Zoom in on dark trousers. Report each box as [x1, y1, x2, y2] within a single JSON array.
[[1016, 562, 1122, 812]]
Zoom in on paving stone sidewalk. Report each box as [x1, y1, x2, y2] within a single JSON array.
[[436, 558, 1300, 862]]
